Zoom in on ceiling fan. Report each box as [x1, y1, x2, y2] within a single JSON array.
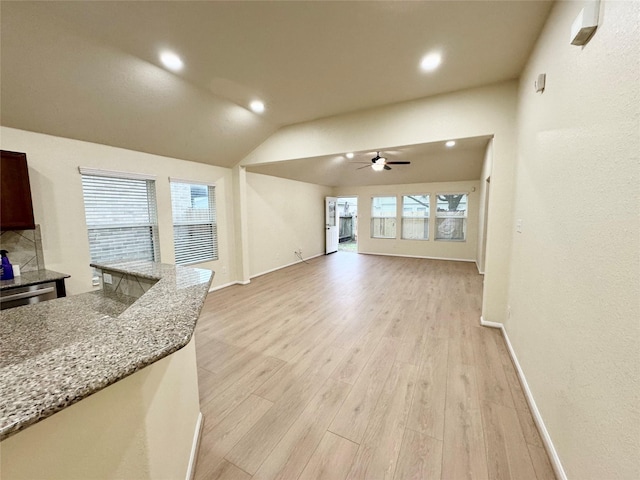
[[354, 152, 411, 171]]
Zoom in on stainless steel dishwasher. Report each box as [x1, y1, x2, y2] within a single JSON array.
[[0, 282, 58, 310]]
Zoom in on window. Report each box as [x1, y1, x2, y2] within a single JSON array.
[[402, 195, 430, 240], [435, 193, 468, 241], [371, 196, 396, 238], [170, 180, 218, 265], [80, 168, 159, 264]]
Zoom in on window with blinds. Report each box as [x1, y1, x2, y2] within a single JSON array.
[[170, 181, 218, 265], [80, 170, 160, 264]]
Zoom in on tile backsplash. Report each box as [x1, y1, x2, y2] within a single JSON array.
[[100, 269, 157, 300], [0, 225, 45, 272]]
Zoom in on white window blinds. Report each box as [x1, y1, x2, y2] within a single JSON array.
[[81, 171, 160, 264], [170, 181, 218, 265]]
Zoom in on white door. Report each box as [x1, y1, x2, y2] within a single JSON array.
[[325, 196, 338, 254]]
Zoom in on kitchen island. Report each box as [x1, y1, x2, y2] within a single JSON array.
[[0, 261, 213, 479]]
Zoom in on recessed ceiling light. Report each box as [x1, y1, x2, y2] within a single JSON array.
[[346, 152, 354, 159], [445, 140, 456, 147], [160, 51, 184, 72], [420, 52, 442, 72], [249, 100, 265, 114]]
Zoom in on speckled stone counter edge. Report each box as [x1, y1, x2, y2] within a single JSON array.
[[0, 269, 70, 291], [0, 261, 213, 441]]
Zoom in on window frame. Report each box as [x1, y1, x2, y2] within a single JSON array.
[[79, 167, 160, 265], [170, 178, 218, 265], [401, 193, 431, 241], [370, 195, 397, 239], [434, 192, 469, 242]]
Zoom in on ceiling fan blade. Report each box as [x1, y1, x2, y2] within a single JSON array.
[[384, 165, 392, 171], [385, 161, 411, 165], [356, 164, 372, 170]]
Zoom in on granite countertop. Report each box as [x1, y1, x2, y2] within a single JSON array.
[[0, 261, 213, 441], [0, 269, 70, 291]]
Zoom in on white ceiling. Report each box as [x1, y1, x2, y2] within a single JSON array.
[[246, 136, 491, 187], [0, 1, 552, 172]]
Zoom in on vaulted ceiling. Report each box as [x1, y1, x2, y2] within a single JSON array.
[[1, 1, 552, 177]]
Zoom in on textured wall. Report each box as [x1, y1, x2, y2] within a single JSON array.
[[509, 1, 640, 478], [246, 172, 332, 277], [476, 141, 493, 274]]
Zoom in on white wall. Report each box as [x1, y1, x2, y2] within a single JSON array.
[[246, 172, 332, 277], [508, 1, 640, 478], [335, 180, 480, 261], [476, 139, 493, 273], [241, 81, 518, 324], [1, 339, 201, 480], [0, 127, 235, 293]]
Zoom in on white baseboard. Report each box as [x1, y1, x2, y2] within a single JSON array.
[[208, 281, 241, 292], [359, 251, 476, 263], [479, 317, 567, 480], [185, 412, 204, 480], [480, 315, 503, 329], [207, 279, 251, 293], [476, 260, 485, 275], [250, 253, 324, 279]]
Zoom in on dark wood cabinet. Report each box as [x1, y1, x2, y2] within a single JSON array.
[[1, 150, 36, 230]]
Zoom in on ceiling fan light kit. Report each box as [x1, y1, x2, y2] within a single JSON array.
[[353, 151, 412, 172]]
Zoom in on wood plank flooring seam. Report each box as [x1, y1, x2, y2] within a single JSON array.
[[222, 459, 254, 478], [332, 331, 386, 385], [251, 379, 354, 480], [329, 338, 400, 444], [324, 429, 362, 446], [389, 424, 409, 480], [404, 426, 445, 443], [438, 335, 450, 480], [226, 375, 333, 475]]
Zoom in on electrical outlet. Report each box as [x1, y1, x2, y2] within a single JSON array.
[[507, 305, 512, 319], [222, 265, 227, 274], [103, 273, 113, 285]]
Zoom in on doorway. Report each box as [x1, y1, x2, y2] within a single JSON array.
[[337, 197, 358, 253]]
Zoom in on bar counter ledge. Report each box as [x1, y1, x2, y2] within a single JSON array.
[[0, 260, 213, 480]]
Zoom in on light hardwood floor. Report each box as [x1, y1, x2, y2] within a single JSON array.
[[193, 253, 556, 480]]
